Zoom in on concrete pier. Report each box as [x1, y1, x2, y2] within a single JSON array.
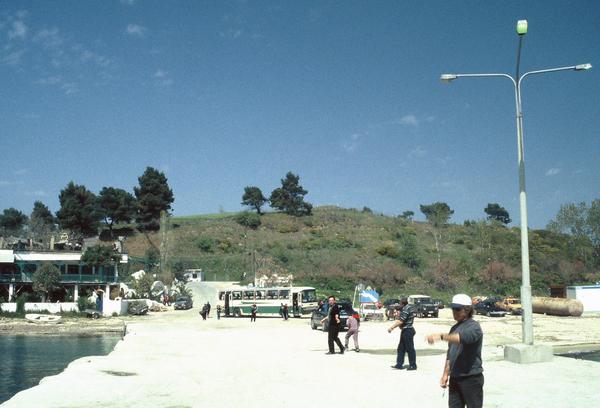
[[3, 308, 599, 407]]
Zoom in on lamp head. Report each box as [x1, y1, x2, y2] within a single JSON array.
[[516, 20, 528, 35], [440, 74, 457, 83], [575, 63, 592, 71]]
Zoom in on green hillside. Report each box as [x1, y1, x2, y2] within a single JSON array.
[[122, 206, 599, 302]]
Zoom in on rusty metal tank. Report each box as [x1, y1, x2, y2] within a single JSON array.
[[532, 296, 583, 317]]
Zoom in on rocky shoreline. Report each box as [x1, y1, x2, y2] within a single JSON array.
[[0, 316, 126, 336]]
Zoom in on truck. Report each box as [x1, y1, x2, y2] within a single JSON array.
[[408, 295, 438, 318]]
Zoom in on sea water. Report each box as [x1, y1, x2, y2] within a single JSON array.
[[560, 350, 600, 362], [0, 334, 121, 403]]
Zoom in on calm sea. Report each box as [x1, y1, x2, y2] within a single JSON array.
[[560, 350, 600, 362], [0, 334, 121, 404]]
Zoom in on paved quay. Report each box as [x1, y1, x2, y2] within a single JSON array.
[[3, 308, 599, 408]]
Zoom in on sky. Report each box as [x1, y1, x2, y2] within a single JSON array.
[[1, 0, 598, 229]]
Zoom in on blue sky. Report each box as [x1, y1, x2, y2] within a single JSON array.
[[1, 0, 598, 229]]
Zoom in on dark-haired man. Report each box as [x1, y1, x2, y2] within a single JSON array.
[[388, 297, 417, 370], [321, 295, 345, 355], [427, 293, 484, 408]]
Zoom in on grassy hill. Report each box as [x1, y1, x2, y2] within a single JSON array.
[[121, 206, 598, 302]]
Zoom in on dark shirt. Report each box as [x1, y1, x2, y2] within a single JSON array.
[[397, 304, 415, 329], [447, 318, 483, 377], [328, 304, 340, 328]]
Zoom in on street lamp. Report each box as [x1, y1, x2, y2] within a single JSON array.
[[441, 20, 591, 361]]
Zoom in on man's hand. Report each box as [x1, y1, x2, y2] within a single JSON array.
[[440, 373, 449, 389], [387, 327, 393, 333], [336, 318, 340, 324], [426, 333, 442, 344]]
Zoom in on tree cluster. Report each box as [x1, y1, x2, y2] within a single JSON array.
[[0, 167, 174, 246], [241, 171, 312, 216]]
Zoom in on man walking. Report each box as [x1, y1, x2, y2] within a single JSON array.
[[250, 303, 257, 322], [387, 298, 417, 370], [427, 294, 484, 408], [321, 295, 345, 354]]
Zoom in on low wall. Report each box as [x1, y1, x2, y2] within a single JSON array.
[[1, 302, 78, 314], [1, 300, 128, 316]]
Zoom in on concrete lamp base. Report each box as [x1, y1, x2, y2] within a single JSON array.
[[504, 344, 553, 364]]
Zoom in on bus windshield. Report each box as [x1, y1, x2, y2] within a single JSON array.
[[301, 289, 317, 303]]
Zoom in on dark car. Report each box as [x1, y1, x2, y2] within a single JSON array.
[[384, 298, 402, 320], [432, 299, 445, 309], [310, 301, 352, 331], [173, 296, 193, 310], [474, 300, 507, 317]]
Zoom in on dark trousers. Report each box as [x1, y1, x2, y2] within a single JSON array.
[[328, 326, 344, 353], [251, 313, 256, 322], [396, 327, 416, 368], [449, 374, 484, 408]]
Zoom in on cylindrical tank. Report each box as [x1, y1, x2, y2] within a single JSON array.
[[532, 296, 583, 317]]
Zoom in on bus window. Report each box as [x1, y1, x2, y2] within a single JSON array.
[[279, 290, 290, 299], [218, 292, 224, 301], [267, 290, 278, 299], [302, 289, 317, 303], [232, 291, 241, 300], [244, 291, 255, 300], [256, 290, 265, 300]]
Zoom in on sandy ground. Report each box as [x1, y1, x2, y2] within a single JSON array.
[[3, 298, 600, 408]]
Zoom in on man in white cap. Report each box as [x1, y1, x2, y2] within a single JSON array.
[[426, 294, 483, 408]]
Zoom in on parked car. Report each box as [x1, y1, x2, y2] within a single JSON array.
[[408, 295, 438, 318], [432, 298, 445, 309], [384, 298, 402, 320], [474, 300, 507, 317], [173, 296, 193, 310], [310, 301, 352, 331], [496, 297, 523, 315], [360, 303, 385, 320], [128, 301, 149, 315]]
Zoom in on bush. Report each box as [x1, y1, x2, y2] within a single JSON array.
[[376, 241, 400, 258], [196, 236, 215, 252], [235, 212, 261, 229], [77, 296, 94, 312], [16, 293, 28, 315]]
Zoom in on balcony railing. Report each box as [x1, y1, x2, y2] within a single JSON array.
[[0, 273, 120, 284]]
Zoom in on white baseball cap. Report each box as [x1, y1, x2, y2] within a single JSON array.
[[450, 294, 472, 308]]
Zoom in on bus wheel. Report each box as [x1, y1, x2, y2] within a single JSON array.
[[233, 308, 241, 318]]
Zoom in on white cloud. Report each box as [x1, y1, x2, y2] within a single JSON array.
[[545, 168, 561, 176], [397, 114, 419, 127], [126, 24, 146, 37], [153, 70, 173, 86], [25, 190, 48, 197], [408, 146, 427, 158], [35, 76, 62, 85], [8, 20, 28, 40], [33, 28, 63, 49], [120, 0, 138, 5], [342, 133, 361, 153], [1, 49, 25, 65]]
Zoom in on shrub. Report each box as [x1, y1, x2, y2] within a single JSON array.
[[376, 241, 400, 258], [235, 212, 261, 229], [77, 296, 94, 312], [196, 236, 214, 252], [16, 293, 28, 315]]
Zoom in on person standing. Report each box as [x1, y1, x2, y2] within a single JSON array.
[[387, 298, 417, 370], [206, 301, 211, 318], [344, 311, 360, 352], [250, 303, 257, 322], [426, 294, 484, 408], [216, 304, 221, 320], [320, 296, 345, 355], [282, 303, 289, 320]]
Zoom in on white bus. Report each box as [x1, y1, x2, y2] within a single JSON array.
[[217, 285, 318, 317]]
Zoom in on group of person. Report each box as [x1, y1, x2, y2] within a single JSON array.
[[323, 294, 484, 408], [199, 301, 211, 320]]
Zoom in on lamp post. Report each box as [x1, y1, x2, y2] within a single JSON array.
[[441, 21, 591, 354]]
